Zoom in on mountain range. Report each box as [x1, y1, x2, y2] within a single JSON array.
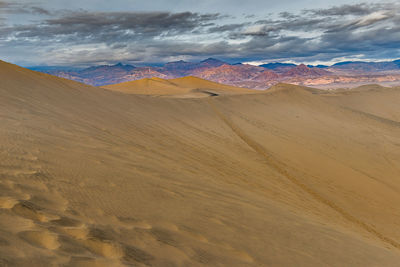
[[32, 58, 400, 89]]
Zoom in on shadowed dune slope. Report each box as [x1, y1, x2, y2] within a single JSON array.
[[103, 76, 258, 97], [1, 60, 400, 266]]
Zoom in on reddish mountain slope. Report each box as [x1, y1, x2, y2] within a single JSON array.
[[192, 64, 265, 83], [283, 64, 331, 77]]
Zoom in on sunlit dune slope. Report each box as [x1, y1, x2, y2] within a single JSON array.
[[318, 84, 400, 122], [103, 77, 189, 95], [1, 60, 400, 266], [103, 76, 258, 97]]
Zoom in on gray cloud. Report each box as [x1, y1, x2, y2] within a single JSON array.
[[45, 11, 220, 34], [2, 11, 222, 45], [208, 23, 249, 34], [0, 1, 399, 66], [304, 3, 381, 16], [0, 1, 51, 15]]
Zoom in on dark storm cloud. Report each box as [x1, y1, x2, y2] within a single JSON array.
[[0, 1, 51, 15], [45, 11, 220, 34], [1, 11, 222, 45], [27, 6, 50, 15], [1, 1, 399, 65], [303, 3, 385, 17]]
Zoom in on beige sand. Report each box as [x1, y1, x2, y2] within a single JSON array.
[[1, 60, 400, 266], [103, 76, 258, 97]]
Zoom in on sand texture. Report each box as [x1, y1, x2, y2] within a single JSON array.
[[1, 60, 400, 266]]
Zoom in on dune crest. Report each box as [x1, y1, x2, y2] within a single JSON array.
[[103, 75, 258, 97]]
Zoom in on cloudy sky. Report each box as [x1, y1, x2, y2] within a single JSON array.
[[0, 0, 399, 66]]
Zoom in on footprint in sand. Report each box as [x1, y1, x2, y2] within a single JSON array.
[[0, 196, 18, 209], [121, 244, 154, 266], [49, 216, 89, 240], [12, 200, 59, 222], [115, 216, 152, 230], [83, 238, 123, 259], [80, 227, 124, 259], [53, 222, 124, 260], [64, 224, 155, 266], [18, 230, 60, 250]]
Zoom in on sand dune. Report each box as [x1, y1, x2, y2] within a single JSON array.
[[1, 60, 400, 266], [103, 76, 258, 97]]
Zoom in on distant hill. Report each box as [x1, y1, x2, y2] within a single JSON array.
[[163, 58, 227, 76], [260, 62, 297, 69], [282, 64, 331, 77], [307, 64, 329, 69], [330, 61, 400, 72]]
